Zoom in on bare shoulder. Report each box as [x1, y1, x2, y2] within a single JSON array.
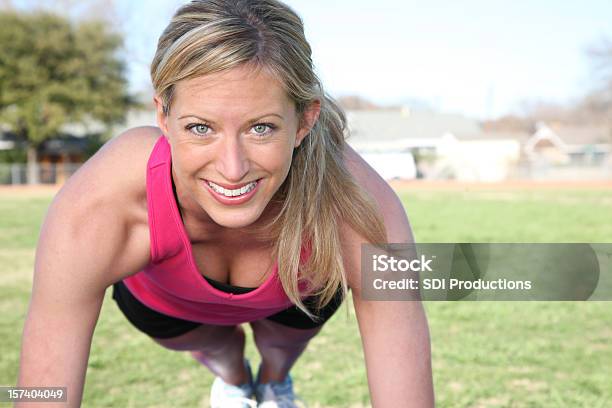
[[55, 126, 161, 230], [341, 143, 414, 243], [340, 143, 415, 292], [43, 126, 162, 286], [58, 126, 160, 204]]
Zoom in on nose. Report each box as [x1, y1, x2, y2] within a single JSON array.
[[214, 135, 250, 182]]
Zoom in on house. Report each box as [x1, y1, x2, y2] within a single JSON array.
[[438, 130, 526, 182], [345, 108, 524, 181], [0, 109, 158, 184], [0, 130, 19, 151], [520, 122, 612, 180], [524, 123, 611, 165]]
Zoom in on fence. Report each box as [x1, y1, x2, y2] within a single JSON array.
[[509, 161, 612, 181], [0, 163, 82, 185]]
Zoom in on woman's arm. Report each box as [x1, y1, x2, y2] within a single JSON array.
[[16, 130, 154, 407], [343, 145, 435, 407]]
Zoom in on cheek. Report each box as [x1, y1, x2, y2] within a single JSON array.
[[171, 147, 200, 175], [262, 145, 293, 172], [272, 151, 295, 183]]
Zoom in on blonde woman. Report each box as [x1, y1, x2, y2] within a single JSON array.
[[17, 1, 434, 407]]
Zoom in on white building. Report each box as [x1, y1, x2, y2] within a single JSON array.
[[345, 109, 525, 182]]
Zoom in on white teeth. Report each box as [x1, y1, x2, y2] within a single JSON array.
[[207, 180, 258, 197]]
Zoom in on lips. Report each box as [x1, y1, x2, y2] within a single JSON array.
[[206, 179, 258, 197], [203, 178, 261, 205]]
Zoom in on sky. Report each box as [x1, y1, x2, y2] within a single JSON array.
[[26, 0, 612, 120]]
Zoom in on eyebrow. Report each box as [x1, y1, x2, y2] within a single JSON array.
[[177, 113, 284, 124]]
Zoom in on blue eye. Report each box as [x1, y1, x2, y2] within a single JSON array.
[[252, 123, 275, 136], [187, 123, 210, 136]]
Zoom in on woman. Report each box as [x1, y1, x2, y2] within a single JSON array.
[[17, 1, 434, 407]]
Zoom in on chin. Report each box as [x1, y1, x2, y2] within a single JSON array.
[[207, 209, 263, 229]]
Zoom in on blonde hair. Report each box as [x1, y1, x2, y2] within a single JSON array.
[[151, 0, 387, 321]]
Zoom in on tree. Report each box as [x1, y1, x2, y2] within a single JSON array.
[[581, 38, 612, 128], [337, 95, 382, 111], [0, 11, 134, 183], [588, 38, 612, 84]]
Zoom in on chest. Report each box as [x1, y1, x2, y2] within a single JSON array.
[[190, 240, 276, 288]]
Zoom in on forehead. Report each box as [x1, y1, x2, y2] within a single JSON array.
[[171, 65, 294, 115]]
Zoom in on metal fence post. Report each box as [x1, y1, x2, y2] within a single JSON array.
[[11, 163, 22, 185]]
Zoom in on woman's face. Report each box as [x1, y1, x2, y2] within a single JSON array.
[[155, 64, 319, 229]]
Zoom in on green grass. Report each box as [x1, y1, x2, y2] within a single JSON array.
[[0, 196, 50, 249], [399, 189, 612, 242], [1, 187, 611, 407]]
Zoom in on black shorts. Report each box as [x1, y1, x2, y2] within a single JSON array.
[[111, 281, 345, 339]]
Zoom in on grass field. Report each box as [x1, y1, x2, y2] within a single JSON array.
[[1, 184, 611, 407]]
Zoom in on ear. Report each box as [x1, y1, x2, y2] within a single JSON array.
[[295, 99, 321, 148], [153, 96, 170, 135]]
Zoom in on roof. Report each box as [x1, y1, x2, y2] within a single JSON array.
[[39, 135, 90, 155], [0, 131, 22, 150], [549, 124, 612, 146], [346, 109, 484, 143], [0, 109, 158, 153], [464, 130, 531, 143], [111, 109, 157, 135]]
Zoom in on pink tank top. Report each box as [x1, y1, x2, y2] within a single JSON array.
[[122, 136, 310, 325]]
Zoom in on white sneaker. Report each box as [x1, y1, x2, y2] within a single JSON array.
[[210, 359, 257, 408], [254, 365, 307, 408]]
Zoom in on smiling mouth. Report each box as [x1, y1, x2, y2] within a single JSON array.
[[205, 179, 260, 197]]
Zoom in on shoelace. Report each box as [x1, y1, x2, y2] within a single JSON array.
[[212, 396, 258, 408], [235, 396, 258, 408], [258, 381, 308, 408], [258, 395, 308, 408], [211, 377, 257, 408]]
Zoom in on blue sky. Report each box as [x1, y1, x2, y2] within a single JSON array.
[[72, 1, 612, 119], [287, 0, 612, 119]]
